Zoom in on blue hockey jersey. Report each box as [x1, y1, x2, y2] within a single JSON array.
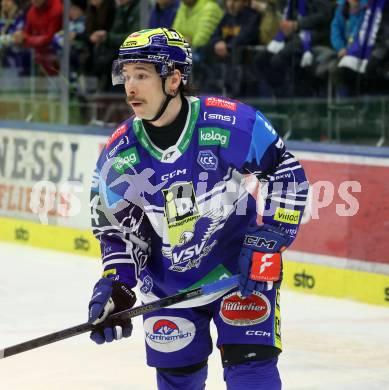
[[90, 96, 308, 305]]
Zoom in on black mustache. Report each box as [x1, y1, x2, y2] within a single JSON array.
[[126, 96, 146, 105]]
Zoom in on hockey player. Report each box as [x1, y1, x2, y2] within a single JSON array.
[[88, 27, 308, 390]]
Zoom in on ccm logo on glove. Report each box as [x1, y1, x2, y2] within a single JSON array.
[[244, 235, 277, 250], [250, 252, 282, 282]]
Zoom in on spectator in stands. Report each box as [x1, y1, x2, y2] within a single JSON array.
[[1, 0, 25, 43], [254, 0, 334, 98], [85, 0, 115, 39], [17, 0, 30, 11], [89, 0, 140, 92], [203, 0, 260, 94], [12, 0, 63, 76], [173, 0, 223, 48], [82, 0, 115, 89], [251, 0, 280, 45], [363, 0, 389, 95], [52, 0, 87, 58], [52, 0, 87, 90], [211, 0, 260, 59], [149, 0, 180, 29], [0, 0, 30, 75], [326, 0, 368, 97], [173, 0, 223, 84]]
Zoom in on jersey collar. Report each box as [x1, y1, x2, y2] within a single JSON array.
[[133, 96, 200, 163]]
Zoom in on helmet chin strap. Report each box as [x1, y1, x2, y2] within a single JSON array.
[[145, 78, 179, 123]]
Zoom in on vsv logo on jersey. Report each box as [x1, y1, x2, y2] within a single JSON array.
[[161, 182, 223, 272], [197, 150, 218, 170], [199, 128, 230, 148], [171, 239, 217, 266], [144, 316, 196, 353], [112, 147, 140, 174]]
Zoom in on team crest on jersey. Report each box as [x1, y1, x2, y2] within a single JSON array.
[[162, 182, 223, 272]]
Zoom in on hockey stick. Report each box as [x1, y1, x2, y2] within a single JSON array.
[[0, 274, 239, 359]]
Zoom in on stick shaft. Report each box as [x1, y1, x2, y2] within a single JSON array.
[[1, 275, 239, 359], [0, 323, 92, 358]]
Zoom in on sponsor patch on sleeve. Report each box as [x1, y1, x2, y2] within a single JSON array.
[[205, 97, 237, 111], [106, 124, 127, 148], [274, 207, 300, 225]]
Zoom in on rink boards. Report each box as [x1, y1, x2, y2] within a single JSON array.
[[0, 121, 388, 306]]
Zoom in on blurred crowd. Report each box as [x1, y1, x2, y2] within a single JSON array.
[[1, 0, 389, 100]]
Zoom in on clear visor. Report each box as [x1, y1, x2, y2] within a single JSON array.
[[111, 58, 165, 86], [113, 59, 156, 86], [112, 57, 184, 86], [112, 60, 125, 86]]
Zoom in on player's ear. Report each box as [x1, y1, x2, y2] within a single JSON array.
[[168, 69, 182, 94]]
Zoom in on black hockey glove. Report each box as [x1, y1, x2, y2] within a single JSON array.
[[88, 278, 136, 344]]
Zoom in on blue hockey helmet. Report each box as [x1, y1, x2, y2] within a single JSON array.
[[112, 28, 193, 86]]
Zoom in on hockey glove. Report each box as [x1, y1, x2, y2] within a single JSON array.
[[88, 278, 136, 344], [238, 224, 292, 297]]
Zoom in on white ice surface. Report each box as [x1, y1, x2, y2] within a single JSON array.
[[0, 242, 388, 390]]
